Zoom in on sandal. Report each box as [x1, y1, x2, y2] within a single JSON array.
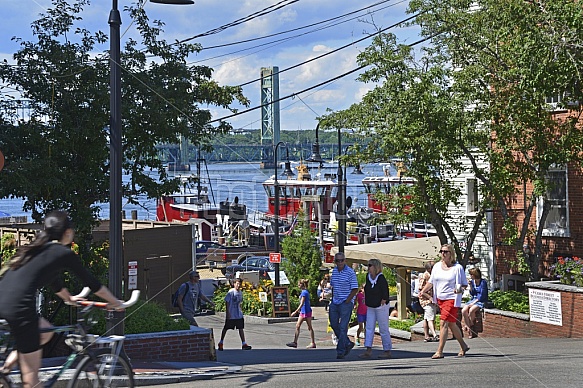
[[457, 346, 470, 357], [424, 337, 432, 342], [431, 353, 444, 359], [306, 343, 317, 349]]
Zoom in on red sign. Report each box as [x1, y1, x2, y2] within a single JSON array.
[[269, 252, 281, 263]]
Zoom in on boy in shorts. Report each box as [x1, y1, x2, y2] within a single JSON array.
[[218, 278, 252, 350]]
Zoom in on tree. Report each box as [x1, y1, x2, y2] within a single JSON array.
[[321, 31, 485, 267], [409, 0, 583, 278], [0, 0, 248, 244], [281, 219, 323, 300]]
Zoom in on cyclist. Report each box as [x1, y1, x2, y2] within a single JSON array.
[[0, 210, 123, 388]]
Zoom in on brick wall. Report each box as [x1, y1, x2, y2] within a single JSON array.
[[44, 328, 214, 362], [124, 329, 213, 361], [482, 283, 583, 338]]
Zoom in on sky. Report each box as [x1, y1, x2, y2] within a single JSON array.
[[0, 0, 419, 131]]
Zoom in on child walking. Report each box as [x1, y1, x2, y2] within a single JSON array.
[[355, 283, 367, 346], [218, 278, 252, 351], [286, 279, 316, 349]]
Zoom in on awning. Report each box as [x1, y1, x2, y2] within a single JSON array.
[[330, 236, 441, 270]]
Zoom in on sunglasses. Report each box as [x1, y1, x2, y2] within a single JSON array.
[[367, 263, 373, 267], [335, 259, 345, 263], [439, 250, 451, 254]]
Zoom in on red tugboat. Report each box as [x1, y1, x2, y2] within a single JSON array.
[[156, 175, 219, 224], [262, 163, 338, 222]]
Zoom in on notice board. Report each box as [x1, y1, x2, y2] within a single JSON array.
[[271, 286, 290, 317]]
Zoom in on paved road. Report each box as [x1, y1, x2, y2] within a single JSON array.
[[150, 307, 583, 387]]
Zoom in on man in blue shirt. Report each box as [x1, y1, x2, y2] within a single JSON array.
[[330, 252, 359, 359]]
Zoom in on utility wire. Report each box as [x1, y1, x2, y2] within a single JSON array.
[[199, 0, 399, 51], [177, 0, 299, 44], [209, 34, 436, 124], [235, 13, 419, 88], [188, 0, 408, 66]]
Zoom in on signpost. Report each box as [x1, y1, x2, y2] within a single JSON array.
[[271, 286, 290, 317], [269, 252, 281, 263], [529, 288, 562, 326]]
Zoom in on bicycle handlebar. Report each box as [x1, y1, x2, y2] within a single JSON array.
[[74, 289, 141, 310]]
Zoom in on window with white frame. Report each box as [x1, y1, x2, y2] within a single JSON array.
[[466, 178, 479, 214], [538, 167, 569, 237]]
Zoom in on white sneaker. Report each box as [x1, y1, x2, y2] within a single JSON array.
[[332, 334, 338, 346]]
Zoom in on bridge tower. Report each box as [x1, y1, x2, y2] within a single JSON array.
[[259, 67, 280, 169]]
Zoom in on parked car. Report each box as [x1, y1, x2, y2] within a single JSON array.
[[225, 256, 287, 282]]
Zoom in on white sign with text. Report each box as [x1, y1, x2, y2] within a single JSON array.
[[529, 288, 562, 326]]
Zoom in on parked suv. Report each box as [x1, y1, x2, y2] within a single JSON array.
[[225, 256, 286, 282]]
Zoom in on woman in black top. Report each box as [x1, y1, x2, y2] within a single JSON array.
[[358, 258, 393, 359], [0, 210, 122, 388]]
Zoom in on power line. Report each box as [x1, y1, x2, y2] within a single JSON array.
[[235, 13, 419, 88], [209, 34, 436, 125], [177, 0, 299, 44], [188, 0, 409, 66], [199, 0, 399, 51]]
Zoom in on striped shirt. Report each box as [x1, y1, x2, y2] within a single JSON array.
[[330, 266, 358, 304]]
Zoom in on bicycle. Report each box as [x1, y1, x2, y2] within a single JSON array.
[[0, 288, 140, 388]]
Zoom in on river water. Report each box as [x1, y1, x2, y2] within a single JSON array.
[[0, 162, 386, 221]]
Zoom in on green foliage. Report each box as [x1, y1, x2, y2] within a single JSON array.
[[0, 0, 248, 235], [489, 290, 529, 314], [89, 300, 189, 335], [281, 219, 323, 301], [0, 233, 16, 265]]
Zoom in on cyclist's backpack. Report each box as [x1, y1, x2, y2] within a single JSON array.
[[171, 282, 189, 308]]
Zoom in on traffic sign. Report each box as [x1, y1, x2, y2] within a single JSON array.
[[269, 252, 281, 263]]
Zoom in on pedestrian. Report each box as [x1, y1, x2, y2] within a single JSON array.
[[359, 259, 392, 359], [461, 267, 488, 337], [329, 252, 359, 359], [0, 210, 123, 388], [419, 244, 469, 359], [354, 283, 367, 346], [177, 270, 214, 327], [217, 278, 252, 351], [286, 279, 316, 349], [318, 273, 332, 311], [418, 261, 438, 342]]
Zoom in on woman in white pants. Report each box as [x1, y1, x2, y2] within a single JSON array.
[[359, 258, 392, 359]]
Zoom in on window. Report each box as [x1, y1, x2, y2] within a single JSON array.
[[466, 178, 479, 214], [538, 167, 569, 237]]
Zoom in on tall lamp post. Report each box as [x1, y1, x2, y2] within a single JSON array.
[[108, 0, 193, 335], [307, 124, 346, 253], [273, 141, 287, 286], [336, 127, 346, 253]]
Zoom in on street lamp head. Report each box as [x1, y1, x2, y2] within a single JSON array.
[[150, 0, 195, 4], [306, 143, 325, 164], [282, 161, 295, 178]]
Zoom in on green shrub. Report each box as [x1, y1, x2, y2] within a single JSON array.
[[489, 290, 529, 314], [88, 300, 189, 335]]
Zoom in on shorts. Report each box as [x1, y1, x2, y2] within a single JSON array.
[[224, 318, 245, 330], [423, 304, 437, 321], [437, 299, 458, 323], [181, 311, 198, 326], [357, 313, 367, 323], [300, 312, 313, 319], [7, 314, 40, 354]]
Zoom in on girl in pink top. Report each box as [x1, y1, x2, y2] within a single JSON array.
[[355, 283, 367, 345]]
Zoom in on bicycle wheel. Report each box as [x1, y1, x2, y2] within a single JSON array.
[[68, 349, 134, 388], [0, 374, 12, 388]]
